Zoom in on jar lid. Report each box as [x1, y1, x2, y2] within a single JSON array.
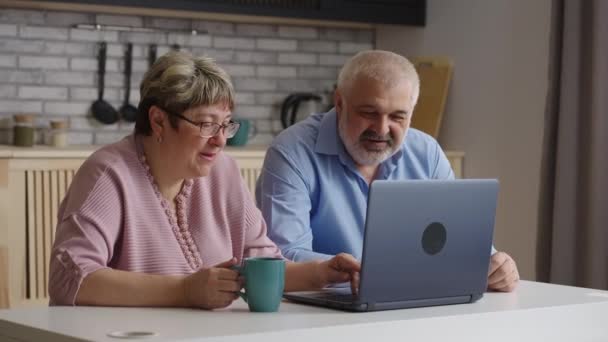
[[50, 120, 68, 129], [14, 114, 34, 123]]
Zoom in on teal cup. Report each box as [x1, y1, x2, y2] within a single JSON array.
[[227, 119, 256, 146], [234, 257, 285, 312]]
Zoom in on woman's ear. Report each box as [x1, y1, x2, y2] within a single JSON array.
[[148, 105, 166, 137]]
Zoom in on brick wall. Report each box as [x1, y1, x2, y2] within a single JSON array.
[[0, 9, 374, 145]]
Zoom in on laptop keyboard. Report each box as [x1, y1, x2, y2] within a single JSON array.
[[311, 292, 356, 302]]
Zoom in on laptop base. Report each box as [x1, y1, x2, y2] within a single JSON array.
[[283, 292, 484, 312]]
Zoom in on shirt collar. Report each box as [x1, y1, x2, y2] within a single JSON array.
[[314, 108, 341, 156]]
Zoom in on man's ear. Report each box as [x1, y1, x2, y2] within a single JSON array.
[[334, 89, 344, 119], [148, 105, 166, 136]]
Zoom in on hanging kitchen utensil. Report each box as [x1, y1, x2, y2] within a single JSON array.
[[91, 41, 119, 125], [280, 93, 322, 129], [148, 44, 157, 70], [119, 43, 138, 122]]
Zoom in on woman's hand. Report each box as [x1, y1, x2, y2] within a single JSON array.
[[182, 258, 242, 309], [316, 253, 361, 294]]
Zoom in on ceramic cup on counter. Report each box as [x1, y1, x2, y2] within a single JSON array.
[[232, 257, 285, 312], [227, 119, 257, 146]]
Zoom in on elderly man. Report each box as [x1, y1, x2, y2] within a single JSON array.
[[256, 50, 519, 292]]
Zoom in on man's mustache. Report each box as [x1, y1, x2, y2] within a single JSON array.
[[359, 130, 394, 146]]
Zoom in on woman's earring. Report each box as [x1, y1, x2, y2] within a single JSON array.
[[156, 135, 163, 144]]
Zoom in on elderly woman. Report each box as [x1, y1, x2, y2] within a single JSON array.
[[49, 51, 360, 309]]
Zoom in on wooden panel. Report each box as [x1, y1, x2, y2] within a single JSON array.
[[34, 171, 44, 300], [42, 171, 52, 298], [50, 171, 59, 245], [0, 246, 8, 308], [411, 57, 453, 138], [445, 152, 464, 179], [25, 171, 36, 301], [6, 170, 27, 308], [239, 168, 257, 196]]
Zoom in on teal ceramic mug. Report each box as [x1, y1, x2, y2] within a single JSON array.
[[234, 257, 285, 312], [227, 119, 257, 146]]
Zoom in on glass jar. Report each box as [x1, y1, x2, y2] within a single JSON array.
[[13, 114, 35, 147], [49, 120, 68, 147]]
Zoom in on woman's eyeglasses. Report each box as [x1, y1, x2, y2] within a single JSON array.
[[162, 108, 241, 139]]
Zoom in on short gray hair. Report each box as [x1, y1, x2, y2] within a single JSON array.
[[135, 51, 235, 135], [337, 50, 420, 104]]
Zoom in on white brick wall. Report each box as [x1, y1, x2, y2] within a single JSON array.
[[0, 54, 16, 67], [236, 24, 277, 37], [43, 71, 94, 86], [256, 38, 297, 51], [298, 66, 339, 79], [299, 40, 337, 53], [0, 85, 16, 98], [339, 42, 374, 54], [223, 64, 256, 77], [0, 8, 374, 145], [18, 86, 68, 100], [168, 33, 211, 47], [213, 37, 255, 50], [278, 53, 317, 65], [19, 56, 68, 70], [69, 28, 119, 42], [278, 26, 318, 39], [234, 51, 277, 64], [257, 66, 297, 79], [19, 26, 68, 40], [0, 24, 17, 36]]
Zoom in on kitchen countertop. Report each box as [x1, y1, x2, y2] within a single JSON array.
[[0, 144, 269, 158], [0, 144, 464, 159]]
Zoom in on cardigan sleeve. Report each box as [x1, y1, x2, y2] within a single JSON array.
[[240, 177, 283, 260], [48, 165, 123, 306]]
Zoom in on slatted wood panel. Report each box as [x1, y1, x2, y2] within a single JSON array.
[[240, 167, 261, 197], [24, 169, 74, 301]]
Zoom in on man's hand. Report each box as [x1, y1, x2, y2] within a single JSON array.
[[487, 252, 519, 292], [182, 258, 242, 309], [317, 253, 361, 294]]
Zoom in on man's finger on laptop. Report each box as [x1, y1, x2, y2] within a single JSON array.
[[489, 269, 519, 291], [336, 253, 361, 271], [488, 259, 515, 285], [351, 272, 360, 295], [488, 252, 508, 275]]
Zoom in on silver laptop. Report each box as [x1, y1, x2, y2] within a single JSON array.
[[283, 179, 498, 312]]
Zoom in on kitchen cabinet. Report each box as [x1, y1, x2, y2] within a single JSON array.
[[33, 0, 426, 26]]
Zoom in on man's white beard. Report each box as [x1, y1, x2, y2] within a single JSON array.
[[338, 116, 397, 166]]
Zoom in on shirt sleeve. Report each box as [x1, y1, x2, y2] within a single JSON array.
[[431, 141, 456, 180], [48, 170, 122, 306], [256, 146, 333, 262]]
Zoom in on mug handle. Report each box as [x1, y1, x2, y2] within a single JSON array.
[[230, 265, 248, 303], [248, 122, 257, 140]]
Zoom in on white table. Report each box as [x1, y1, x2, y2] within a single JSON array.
[[1, 281, 607, 342]]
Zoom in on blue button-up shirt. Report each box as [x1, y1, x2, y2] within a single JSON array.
[[256, 109, 456, 262]]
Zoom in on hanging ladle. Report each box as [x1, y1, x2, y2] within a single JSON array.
[[119, 43, 138, 122], [91, 41, 119, 125]]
